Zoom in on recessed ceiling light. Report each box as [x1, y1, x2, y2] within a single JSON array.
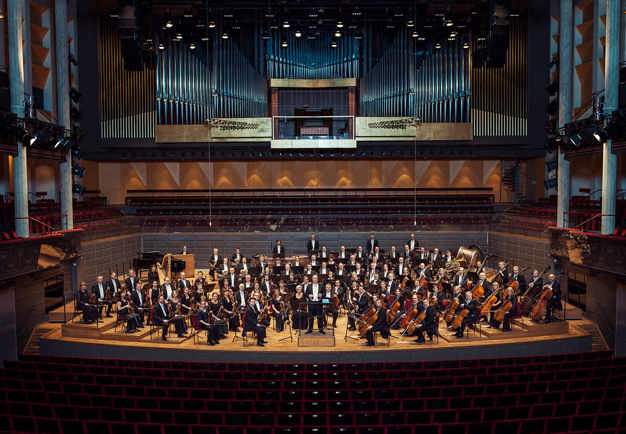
[[208, 20, 216, 28], [334, 30, 342, 38], [165, 20, 173, 28], [295, 30, 302, 38], [282, 21, 290, 28], [336, 21, 344, 28]]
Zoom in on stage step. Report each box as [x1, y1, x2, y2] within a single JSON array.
[[571, 320, 610, 352], [61, 316, 117, 339], [48, 302, 79, 323], [22, 326, 55, 356], [511, 317, 569, 335]]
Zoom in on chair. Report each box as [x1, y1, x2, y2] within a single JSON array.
[[190, 314, 206, 344]]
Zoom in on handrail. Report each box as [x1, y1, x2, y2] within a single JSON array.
[[16, 216, 57, 231], [574, 212, 602, 230]]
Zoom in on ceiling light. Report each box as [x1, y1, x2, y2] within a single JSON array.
[[261, 31, 272, 40], [352, 8, 362, 16], [334, 30, 342, 38], [109, 12, 120, 19], [183, 11, 193, 18], [417, 36, 426, 41], [330, 40, 338, 48], [281, 40, 288, 48], [201, 36, 209, 42], [411, 31, 419, 38], [165, 20, 173, 29], [308, 10, 319, 18], [435, 42, 441, 49], [295, 30, 302, 38], [282, 21, 290, 28], [208, 20, 216, 28], [450, 31, 457, 38], [445, 20, 454, 27], [336, 21, 344, 28], [158, 43, 165, 50], [221, 32, 229, 39], [463, 42, 470, 49], [175, 33, 183, 40], [407, 20, 415, 27], [189, 42, 197, 50]]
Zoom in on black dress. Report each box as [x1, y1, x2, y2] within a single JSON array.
[[291, 294, 308, 330]]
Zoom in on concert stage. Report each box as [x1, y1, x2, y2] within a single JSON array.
[[38, 306, 593, 364]]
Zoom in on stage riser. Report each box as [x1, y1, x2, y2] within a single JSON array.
[[142, 231, 488, 264]]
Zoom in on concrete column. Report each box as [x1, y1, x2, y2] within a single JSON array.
[[601, 0, 620, 235], [55, 0, 73, 230], [557, 0, 573, 228], [8, 0, 28, 237]]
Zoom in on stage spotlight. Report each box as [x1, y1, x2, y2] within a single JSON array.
[[281, 40, 288, 48], [165, 19, 173, 29], [72, 165, 85, 177], [334, 30, 342, 38], [294, 30, 302, 38]]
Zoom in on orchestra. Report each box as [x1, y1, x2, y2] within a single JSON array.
[[76, 234, 563, 348]]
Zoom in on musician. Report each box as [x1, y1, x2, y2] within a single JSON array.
[[397, 256, 408, 277], [444, 250, 454, 264], [415, 296, 438, 343], [178, 272, 191, 292], [319, 262, 329, 280], [153, 295, 172, 341], [130, 282, 147, 326], [453, 267, 468, 289], [475, 272, 492, 298], [388, 245, 399, 261], [148, 265, 160, 286], [496, 261, 510, 285], [222, 289, 239, 331], [307, 234, 319, 255], [125, 269, 138, 293], [149, 281, 161, 306], [402, 244, 413, 259], [508, 265, 527, 292], [78, 282, 98, 324], [209, 248, 221, 269], [365, 297, 389, 346], [208, 293, 226, 339], [416, 248, 429, 263], [231, 247, 243, 263], [454, 291, 480, 338], [273, 240, 285, 258], [106, 271, 121, 296], [243, 297, 267, 347], [260, 276, 272, 298], [338, 245, 348, 261], [356, 246, 365, 261], [239, 256, 250, 274], [117, 291, 141, 333], [218, 257, 229, 276], [430, 248, 444, 270], [271, 290, 287, 332], [198, 301, 219, 346], [161, 277, 175, 301], [370, 245, 382, 262], [169, 294, 189, 337], [407, 233, 419, 251], [526, 269, 543, 298], [194, 271, 206, 288], [234, 283, 247, 310], [305, 274, 325, 334], [491, 287, 516, 331], [323, 282, 339, 328], [222, 267, 238, 290], [92, 275, 112, 318], [319, 245, 329, 260], [545, 274, 562, 323]]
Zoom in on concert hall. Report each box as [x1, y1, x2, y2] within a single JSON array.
[[0, 0, 625, 432]]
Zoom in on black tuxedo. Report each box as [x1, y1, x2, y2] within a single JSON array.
[[91, 282, 112, 316], [509, 273, 527, 292], [125, 276, 138, 292], [415, 305, 437, 342], [305, 283, 325, 332], [407, 239, 419, 251], [273, 245, 285, 258], [105, 278, 121, 294], [366, 306, 389, 346], [161, 283, 175, 300], [307, 240, 319, 255], [153, 303, 170, 339], [130, 290, 146, 324], [243, 305, 266, 344], [177, 279, 191, 292], [365, 239, 379, 253]]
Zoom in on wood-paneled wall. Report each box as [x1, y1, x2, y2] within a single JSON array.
[[82, 159, 509, 205]]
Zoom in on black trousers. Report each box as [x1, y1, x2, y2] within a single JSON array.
[[366, 324, 389, 346], [416, 323, 436, 341], [324, 308, 338, 328], [308, 305, 324, 332], [97, 300, 113, 316], [243, 324, 266, 343]]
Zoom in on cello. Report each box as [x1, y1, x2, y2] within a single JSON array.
[[530, 284, 553, 321], [357, 306, 378, 338], [444, 298, 460, 325]]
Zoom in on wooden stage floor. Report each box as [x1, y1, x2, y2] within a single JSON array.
[[38, 305, 593, 363]]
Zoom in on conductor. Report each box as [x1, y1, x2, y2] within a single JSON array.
[[305, 274, 325, 334]]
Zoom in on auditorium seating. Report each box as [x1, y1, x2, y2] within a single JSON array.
[[126, 188, 495, 231], [0, 351, 624, 434]]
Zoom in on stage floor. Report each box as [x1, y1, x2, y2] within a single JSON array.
[[38, 306, 593, 363]]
